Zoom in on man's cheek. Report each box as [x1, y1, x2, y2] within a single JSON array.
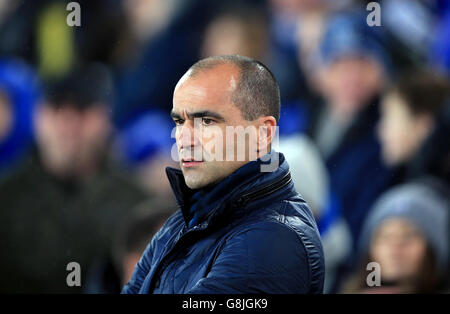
[[202, 127, 224, 161]]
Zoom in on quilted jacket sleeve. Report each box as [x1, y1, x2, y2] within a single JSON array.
[[187, 221, 313, 294]]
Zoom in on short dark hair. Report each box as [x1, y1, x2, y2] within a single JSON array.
[[44, 63, 113, 110], [188, 55, 281, 122], [390, 68, 450, 117]]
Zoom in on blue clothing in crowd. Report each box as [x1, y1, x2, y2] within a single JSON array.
[[0, 59, 40, 178]]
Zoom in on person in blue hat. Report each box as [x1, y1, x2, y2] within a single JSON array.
[[307, 11, 393, 260], [342, 180, 448, 293]]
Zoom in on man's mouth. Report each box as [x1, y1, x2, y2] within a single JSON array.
[[181, 158, 204, 168]]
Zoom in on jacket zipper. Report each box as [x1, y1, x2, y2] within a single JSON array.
[[235, 171, 292, 207], [148, 205, 221, 292], [148, 171, 292, 292]]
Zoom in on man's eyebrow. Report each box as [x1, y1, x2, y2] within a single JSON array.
[[170, 110, 182, 119], [170, 110, 225, 121], [189, 110, 225, 121]]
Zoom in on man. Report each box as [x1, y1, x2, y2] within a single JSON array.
[[122, 55, 324, 294], [0, 65, 148, 293]]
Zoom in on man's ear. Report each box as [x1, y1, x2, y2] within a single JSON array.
[[257, 116, 277, 155]]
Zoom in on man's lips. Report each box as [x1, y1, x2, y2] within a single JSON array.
[[181, 158, 204, 168]]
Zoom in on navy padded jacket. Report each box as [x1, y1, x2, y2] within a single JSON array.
[[122, 152, 325, 294]]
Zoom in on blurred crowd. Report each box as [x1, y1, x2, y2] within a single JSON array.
[[0, 0, 449, 293]]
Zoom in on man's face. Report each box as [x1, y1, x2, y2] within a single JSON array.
[[378, 92, 431, 166], [171, 64, 264, 189], [35, 103, 111, 176], [370, 218, 427, 283], [318, 56, 383, 118]]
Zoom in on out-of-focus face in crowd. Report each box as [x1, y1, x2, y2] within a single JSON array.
[[370, 218, 428, 286], [201, 13, 266, 61], [35, 102, 111, 178], [378, 91, 432, 166], [122, 0, 176, 42], [316, 56, 384, 120]]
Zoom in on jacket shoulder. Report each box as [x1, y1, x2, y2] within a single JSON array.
[[235, 199, 324, 293], [197, 219, 311, 293], [280, 199, 325, 293]]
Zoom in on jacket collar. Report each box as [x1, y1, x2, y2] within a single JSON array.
[[165, 151, 293, 228]]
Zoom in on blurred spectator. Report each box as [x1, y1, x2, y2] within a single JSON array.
[[288, 0, 351, 75], [115, 0, 179, 64], [201, 4, 267, 62], [0, 59, 40, 179], [0, 65, 148, 293], [200, 2, 304, 106], [114, 109, 178, 198], [378, 68, 450, 185], [272, 1, 357, 137], [342, 180, 449, 293], [307, 11, 392, 254], [84, 198, 177, 293]]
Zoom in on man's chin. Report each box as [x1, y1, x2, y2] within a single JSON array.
[[182, 169, 216, 190], [184, 176, 207, 190]]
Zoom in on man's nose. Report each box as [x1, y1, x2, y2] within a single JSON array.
[[177, 120, 199, 149], [56, 107, 82, 134]]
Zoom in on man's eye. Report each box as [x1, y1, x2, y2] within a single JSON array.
[[174, 119, 184, 126], [202, 118, 214, 126]]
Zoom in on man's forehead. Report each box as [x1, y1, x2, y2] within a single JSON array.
[[173, 67, 239, 108], [171, 100, 228, 120], [175, 64, 240, 94]]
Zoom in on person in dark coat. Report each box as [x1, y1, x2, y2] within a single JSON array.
[[122, 55, 325, 294], [0, 65, 148, 293], [341, 180, 449, 294]]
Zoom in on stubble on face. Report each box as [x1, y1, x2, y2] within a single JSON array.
[[172, 64, 254, 190]]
